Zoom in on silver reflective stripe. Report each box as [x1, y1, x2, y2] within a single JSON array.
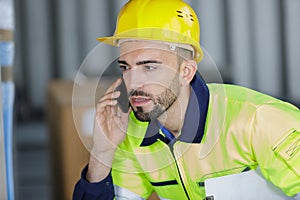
[[114, 185, 145, 200], [114, 185, 171, 200], [294, 192, 300, 200], [158, 196, 171, 200]]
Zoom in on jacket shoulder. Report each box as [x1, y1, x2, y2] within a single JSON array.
[[207, 83, 289, 108]]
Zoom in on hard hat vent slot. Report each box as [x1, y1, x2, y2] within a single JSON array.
[[176, 10, 194, 22], [177, 10, 183, 18]]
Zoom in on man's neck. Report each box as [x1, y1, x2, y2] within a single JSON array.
[[157, 86, 191, 137]]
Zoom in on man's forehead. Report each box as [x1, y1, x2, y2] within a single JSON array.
[[118, 40, 179, 68]]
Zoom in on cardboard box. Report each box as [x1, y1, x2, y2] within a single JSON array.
[[46, 80, 95, 200], [46, 78, 159, 200]]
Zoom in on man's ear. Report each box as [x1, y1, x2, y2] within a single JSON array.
[[180, 60, 197, 86]]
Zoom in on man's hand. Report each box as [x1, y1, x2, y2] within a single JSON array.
[[87, 78, 130, 182]]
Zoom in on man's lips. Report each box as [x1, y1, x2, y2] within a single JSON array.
[[130, 96, 151, 106]]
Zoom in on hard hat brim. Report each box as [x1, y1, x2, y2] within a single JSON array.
[[97, 36, 121, 46], [97, 31, 203, 63]]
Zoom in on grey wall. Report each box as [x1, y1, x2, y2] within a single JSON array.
[[13, 0, 300, 117]]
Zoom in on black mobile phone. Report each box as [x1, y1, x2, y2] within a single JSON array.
[[115, 77, 129, 113]]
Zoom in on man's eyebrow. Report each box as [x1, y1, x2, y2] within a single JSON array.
[[118, 60, 129, 65], [118, 60, 163, 66], [136, 60, 162, 65]]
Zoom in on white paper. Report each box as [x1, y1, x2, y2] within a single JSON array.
[[205, 168, 293, 200]]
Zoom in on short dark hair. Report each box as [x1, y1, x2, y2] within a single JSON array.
[[175, 47, 194, 65]]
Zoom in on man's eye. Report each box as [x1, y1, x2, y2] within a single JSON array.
[[144, 65, 156, 71], [120, 65, 130, 72]]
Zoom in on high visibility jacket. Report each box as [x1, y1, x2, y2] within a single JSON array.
[[111, 74, 300, 200]]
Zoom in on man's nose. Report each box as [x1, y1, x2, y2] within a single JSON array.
[[123, 68, 145, 91]]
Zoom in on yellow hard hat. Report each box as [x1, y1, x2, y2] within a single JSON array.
[[97, 0, 203, 63]]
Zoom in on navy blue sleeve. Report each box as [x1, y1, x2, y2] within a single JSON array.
[[72, 165, 115, 200]]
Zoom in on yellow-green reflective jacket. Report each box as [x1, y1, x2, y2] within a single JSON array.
[[112, 79, 300, 200]]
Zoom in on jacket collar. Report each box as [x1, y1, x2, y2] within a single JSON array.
[[140, 72, 209, 146]]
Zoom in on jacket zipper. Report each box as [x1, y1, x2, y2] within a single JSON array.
[[169, 143, 191, 200]]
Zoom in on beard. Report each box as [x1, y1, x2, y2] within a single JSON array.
[[130, 75, 181, 122]]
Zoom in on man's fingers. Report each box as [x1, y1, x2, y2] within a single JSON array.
[[96, 99, 118, 112], [99, 91, 120, 103]]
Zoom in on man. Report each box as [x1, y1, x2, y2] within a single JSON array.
[[73, 0, 300, 199]]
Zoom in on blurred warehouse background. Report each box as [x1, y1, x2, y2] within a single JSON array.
[[13, 0, 300, 111], [2, 0, 300, 199]]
